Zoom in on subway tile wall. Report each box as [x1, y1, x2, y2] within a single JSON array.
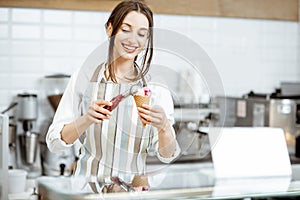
[[0, 8, 299, 131]]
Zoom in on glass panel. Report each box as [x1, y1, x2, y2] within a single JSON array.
[[37, 163, 300, 199]]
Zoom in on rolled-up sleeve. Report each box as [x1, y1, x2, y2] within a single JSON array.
[[154, 127, 181, 163], [149, 84, 181, 163], [46, 69, 81, 153]]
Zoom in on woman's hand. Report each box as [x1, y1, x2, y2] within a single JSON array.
[[137, 104, 170, 131], [86, 100, 112, 124], [138, 104, 177, 158]]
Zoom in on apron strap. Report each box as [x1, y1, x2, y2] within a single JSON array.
[[78, 63, 104, 145], [90, 63, 104, 82], [91, 62, 147, 86]]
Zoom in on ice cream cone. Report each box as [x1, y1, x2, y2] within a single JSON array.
[[131, 175, 149, 187], [134, 95, 150, 127]]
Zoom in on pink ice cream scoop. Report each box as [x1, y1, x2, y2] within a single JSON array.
[[143, 87, 151, 96], [136, 87, 151, 96], [103, 82, 143, 111]]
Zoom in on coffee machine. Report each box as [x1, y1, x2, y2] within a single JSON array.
[[40, 74, 76, 176], [16, 93, 42, 178]]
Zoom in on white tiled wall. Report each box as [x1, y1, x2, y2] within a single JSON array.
[[0, 8, 299, 131]]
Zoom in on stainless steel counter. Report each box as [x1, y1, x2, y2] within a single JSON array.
[[37, 163, 300, 200]]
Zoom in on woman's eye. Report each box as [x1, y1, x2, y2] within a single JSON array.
[[122, 29, 130, 33], [138, 32, 148, 38]]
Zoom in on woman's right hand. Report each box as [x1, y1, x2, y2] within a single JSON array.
[[87, 100, 112, 124]]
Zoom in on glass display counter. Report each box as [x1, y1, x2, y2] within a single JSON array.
[[37, 162, 300, 200]]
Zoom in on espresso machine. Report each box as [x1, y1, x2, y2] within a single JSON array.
[[16, 93, 42, 178]]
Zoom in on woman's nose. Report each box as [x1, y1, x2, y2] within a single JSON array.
[[127, 32, 138, 43]]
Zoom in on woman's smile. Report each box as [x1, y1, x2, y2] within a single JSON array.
[[122, 43, 138, 53]]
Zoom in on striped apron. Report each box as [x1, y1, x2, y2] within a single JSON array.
[[74, 64, 153, 191]]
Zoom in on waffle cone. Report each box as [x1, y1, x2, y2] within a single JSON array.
[[134, 95, 150, 127], [131, 175, 149, 187]]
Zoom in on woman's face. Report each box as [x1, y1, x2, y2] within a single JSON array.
[[111, 11, 150, 61]]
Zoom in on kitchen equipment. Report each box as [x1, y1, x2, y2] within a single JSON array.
[[0, 114, 9, 200], [281, 82, 300, 96], [1, 102, 18, 115], [233, 96, 300, 137], [45, 74, 70, 111], [216, 90, 300, 156], [19, 133, 39, 165], [8, 123, 17, 168], [40, 139, 75, 176], [147, 103, 219, 163], [16, 93, 41, 178], [41, 74, 75, 176], [1, 102, 19, 169], [17, 93, 38, 121]]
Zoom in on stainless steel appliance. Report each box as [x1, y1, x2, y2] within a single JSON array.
[[40, 74, 75, 176], [16, 93, 42, 178], [269, 99, 300, 136], [146, 103, 220, 163], [234, 97, 300, 136], [216, 91, 300, 155]]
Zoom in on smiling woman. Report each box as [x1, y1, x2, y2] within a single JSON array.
[[46, 0, 180, 194], [105, 11, 150, 82], [105, 1, 153, 83]]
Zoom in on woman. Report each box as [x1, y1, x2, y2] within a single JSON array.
[[46, 0, 180, 193]]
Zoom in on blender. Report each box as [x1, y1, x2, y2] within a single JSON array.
[[40, 74, 76, 176], [16, 93, 42, 178]]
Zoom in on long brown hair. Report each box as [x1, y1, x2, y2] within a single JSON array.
[[105, 0, 153, 83]]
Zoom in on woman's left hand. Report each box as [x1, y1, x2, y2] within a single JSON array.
[[138, 104, 177, 158], [137, 104, 169, 131]]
